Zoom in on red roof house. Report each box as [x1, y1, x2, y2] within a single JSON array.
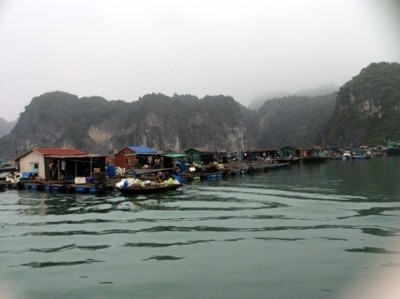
[[18, 147, 105, 180]]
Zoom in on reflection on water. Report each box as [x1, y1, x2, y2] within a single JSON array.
[[0, 158, 400, 299]]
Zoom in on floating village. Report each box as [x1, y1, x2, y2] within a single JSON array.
[[0, 142, 399, 195]]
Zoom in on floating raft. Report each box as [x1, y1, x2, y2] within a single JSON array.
[[0, 180, 111, 194], [174, 161, 291, 181]]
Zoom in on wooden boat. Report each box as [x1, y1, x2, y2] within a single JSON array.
[[342, 151, 352, 160], [117, 183, 182, 194], [115, 178, 182, 194]]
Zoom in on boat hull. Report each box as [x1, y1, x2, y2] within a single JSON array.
[[117, 184, 182, 194], [387, 148, 400, 156]]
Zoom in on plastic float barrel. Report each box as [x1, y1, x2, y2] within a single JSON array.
[[75, 187, 86, 193], [27, 184, 38, 191], [107, 165, 116, 179], [51, 186, 60, 192]]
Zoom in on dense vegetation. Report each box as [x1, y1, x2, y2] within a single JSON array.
[[0, 92, 257, 158], [0, 61, 399, 159], [256, 94, 336, 148], [324, 62, 400, 146]]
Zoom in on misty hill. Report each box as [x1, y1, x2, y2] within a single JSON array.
[[324, 62, 400, 146], [0, 90, 334, 159], [0, 92, 258, 159], [248, 84, 339, 110], [255, 94, 337, 148], [0, 61, 398, 159], [0, 118, 17, 138]]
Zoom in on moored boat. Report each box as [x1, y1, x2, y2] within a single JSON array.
[[342, 151, 352, 160], [301, 147, 329, 163], [386, 141, 400, 156], [115, 177, 182, 194]]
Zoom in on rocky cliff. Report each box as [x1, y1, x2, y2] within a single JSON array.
[[0, 92, 258, 159], [0, 61, 398, 159], [255, 94, 336, 148], [324, 62, 400, 146]]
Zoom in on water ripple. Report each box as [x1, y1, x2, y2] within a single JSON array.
[[29, 243, 77, 253], [21, 224, 392, 237], [143, 255, 184, 261], [6, 214, 288, 228], [123, 239, 214, 248], [1, 158, 399, 299], [345, 247, 399, 254], [255, 237, 305, 241], [15, 258, 104, 268], [361, 227, 400, 237]]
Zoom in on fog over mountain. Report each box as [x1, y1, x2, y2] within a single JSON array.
[[0, 0, 399, 121], [0, 62, 399, 160], [0, 118, 17, 138], [249, 84, 339, 110]]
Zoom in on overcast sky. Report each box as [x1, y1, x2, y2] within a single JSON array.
[[0, 0, 399, 121]]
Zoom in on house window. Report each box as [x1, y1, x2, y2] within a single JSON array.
[[31, 162, 39, 173]]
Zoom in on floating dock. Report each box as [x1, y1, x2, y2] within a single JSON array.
[[0, 179, 113, 195]]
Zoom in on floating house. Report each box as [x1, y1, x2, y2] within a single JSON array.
[[386, 141, 400, 156], [279, 146, 299, 158], [300, 146, 329, 163], [17, 148, 107, 180], [242, 149, 279, 161], [162, 153, 188, 168], [114, 146, 157, 170], [184, 148, 216, 164]]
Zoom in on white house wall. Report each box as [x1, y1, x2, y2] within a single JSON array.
[[19, 152, 45, 179]]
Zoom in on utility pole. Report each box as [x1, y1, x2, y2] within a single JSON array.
[[14, 140, 18, 158]]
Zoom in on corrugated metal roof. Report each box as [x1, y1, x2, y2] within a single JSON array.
[[33, 148, 88, 156], [127, 146, 157, 154], [184, 148, 213, 154], [162, 153, 187, 159]]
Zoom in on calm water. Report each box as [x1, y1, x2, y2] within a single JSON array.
[[1, 157, 400, 299]]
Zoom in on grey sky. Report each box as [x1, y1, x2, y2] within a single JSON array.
[[1, 0, 399, 121]]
